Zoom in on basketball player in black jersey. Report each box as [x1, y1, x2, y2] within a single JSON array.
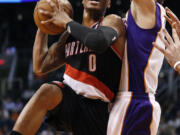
[[10, 0, 125, 135]]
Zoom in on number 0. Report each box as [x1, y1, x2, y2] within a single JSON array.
[[88, 54, 96, 72]]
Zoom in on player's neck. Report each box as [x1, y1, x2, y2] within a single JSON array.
[[82, 10, 103, 27]]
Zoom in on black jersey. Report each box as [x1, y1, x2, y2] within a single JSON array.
[[63, 21, 122, 102]]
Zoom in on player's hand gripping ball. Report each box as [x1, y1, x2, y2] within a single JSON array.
[[34, 0, 73, 35]]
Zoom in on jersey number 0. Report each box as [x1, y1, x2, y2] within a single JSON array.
[[88, 54, 96, 72]]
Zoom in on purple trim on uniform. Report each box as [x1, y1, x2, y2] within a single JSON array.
[[127, 3, 161, 93], [121, 93, 153, 135]]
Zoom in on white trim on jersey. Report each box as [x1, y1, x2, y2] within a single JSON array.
[[119, 43, 129, 92], [149, 94, 161, 135], [63, 73, 110, 102], [107, 92, 133, 135], [107, 92, 160, 135], [144, 4, 166, 94]]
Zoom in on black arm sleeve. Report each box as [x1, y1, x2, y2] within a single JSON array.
[[66, 21, 118, 53]]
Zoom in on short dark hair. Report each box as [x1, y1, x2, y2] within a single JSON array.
[[157, 0, 165, 4]]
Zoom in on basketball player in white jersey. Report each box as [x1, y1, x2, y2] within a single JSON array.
[[107, 0, 166, 135], [10, 0, 125, 135], [153, 7, 180, 73]]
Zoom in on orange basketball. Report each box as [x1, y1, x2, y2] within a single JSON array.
[[34, 0, 73, 35]]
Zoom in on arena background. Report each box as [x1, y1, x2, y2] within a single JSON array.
[[0, 0, 179, 134]]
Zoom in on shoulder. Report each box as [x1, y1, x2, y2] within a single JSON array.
[[102, 14, 125, 37], [102, 14, 123, 26]]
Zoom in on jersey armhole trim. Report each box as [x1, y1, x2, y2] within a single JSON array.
[[111, 45, 123, 60]]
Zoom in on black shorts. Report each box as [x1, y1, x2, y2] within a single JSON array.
[[45, 81, 109, 135]]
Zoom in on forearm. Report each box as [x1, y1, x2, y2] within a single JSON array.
[[33, 29, 48, 75], [66, 21, 118, 53], [34, 31, 69, 77]]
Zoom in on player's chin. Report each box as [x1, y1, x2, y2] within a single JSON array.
[[86, 6, 102, 12]]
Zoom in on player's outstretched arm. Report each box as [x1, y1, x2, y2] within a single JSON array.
[[153, 23, 180, 73], [33, 29, 68, 78]]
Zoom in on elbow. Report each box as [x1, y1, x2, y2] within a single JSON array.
[[33, 68, 47, 79], [84, 32, 109, 53], [94, 39, 109, 53]]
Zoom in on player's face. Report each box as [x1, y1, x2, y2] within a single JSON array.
[[82, 0, 110, 13]]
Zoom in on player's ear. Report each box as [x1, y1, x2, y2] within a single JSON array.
[[107, 0, 111, 8]]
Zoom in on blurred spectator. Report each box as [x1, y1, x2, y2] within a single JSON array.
[[3, 97, 16, 112], [40, 127, 55, 135]]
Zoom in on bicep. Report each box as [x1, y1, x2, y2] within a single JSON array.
[[102, 14, 126, 58], [102, 14, 125, 37], [40, 31, 70, 73], [42, 42, 66, 72]]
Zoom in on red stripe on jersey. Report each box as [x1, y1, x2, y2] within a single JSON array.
[[65, 64, 114, 101], [52, 81, 65, 88], [111, 45, 123, 59], [89, 18, 104, 28]]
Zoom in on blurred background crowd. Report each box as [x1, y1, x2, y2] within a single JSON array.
[[0, 0, 180, 135]]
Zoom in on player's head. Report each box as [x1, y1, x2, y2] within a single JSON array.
[[82, 0, 111, 16]]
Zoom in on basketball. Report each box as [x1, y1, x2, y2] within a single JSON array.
[[33, 0, 73, 35]]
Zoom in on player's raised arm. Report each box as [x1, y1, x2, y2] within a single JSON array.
[[130, 0, 163, 29], [33, 29, 68, 78]]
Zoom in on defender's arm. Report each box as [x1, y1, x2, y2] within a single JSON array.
[[131, 0, 156, 29]]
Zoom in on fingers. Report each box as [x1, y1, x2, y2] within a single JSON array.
[[158, 32, 170, 48], [165, 7, 179, 23], [47, 0, 58, 11], [39, 9, 54, 24], [172, 23, 180, 45], [57, 0, 65, 12], [41, 18, 54, 24], [152, 42, 166, 54], [165, 15, 172, 25], [163, 29, 174, 45], [39, 9, 53, 18]]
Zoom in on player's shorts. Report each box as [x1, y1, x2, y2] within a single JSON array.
[[45, 81, 109, 135], [107, 92, 161, 135]]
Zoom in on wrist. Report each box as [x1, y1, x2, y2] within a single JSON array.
[[176, 64, 180, 72], [63, 18, 73, 29], [174, 61, 180, 71], [65, 21, 75, 34]]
